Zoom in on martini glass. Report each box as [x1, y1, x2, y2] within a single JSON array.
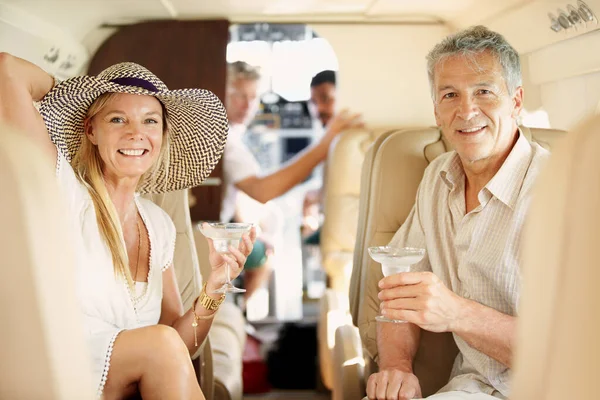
[[368, 246, 426, 323], [198, 222, 253, 294]]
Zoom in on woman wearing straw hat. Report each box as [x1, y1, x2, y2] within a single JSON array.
[[0, 53, 255, 399]]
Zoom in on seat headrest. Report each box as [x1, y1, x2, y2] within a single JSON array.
[[424, 132, 451, 163]]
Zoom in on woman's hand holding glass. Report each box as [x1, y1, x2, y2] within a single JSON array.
[[204, 224, 257, 294]]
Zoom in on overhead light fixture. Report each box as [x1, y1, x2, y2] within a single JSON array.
[[566, 4, 584, 25], [548, 12, 563, 32], [557, 9, 574, 29], [577, 0, 596, 22], [59, 55, 76, 71], [549, 1, 597, 32], [43, 47, 60, 63]]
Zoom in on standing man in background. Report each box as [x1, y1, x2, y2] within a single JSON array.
[[302, 69, 340, 242], [309, 69, 337, 128]]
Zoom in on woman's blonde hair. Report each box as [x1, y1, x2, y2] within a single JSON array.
[[72, 92, 171, 289]]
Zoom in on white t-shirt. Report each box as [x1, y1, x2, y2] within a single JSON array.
[[221, 124, 261, 222]]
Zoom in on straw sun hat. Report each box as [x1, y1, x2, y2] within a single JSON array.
[[38, 62, 228, 194]]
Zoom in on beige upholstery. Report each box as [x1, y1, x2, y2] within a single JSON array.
[[345, 126, 566, 398], [144, 190, 214, 399], [210, 304, 246, 400], [321, 128, 394, 292], [332, 324, 365, 400], [318, 127, 397, 390], [146, 190, 202, 313], [330, 128, 417, 400], [512, 116, 598, 400], [146, 190, 245, 400], [194, 227, 247, 400], [0, 126, 93, 399], [318, 290, 353, 390]]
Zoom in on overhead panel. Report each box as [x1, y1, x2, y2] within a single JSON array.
[[6, 0, 566, 41], [171, 0, 371, 18], [368, 0, 477, 20], [262, 0, 369, 15], [448, 0, 530, 28], [0, 3, 88, 78], [169, 0, 267, 17], [368, 0, 528, 25], [486, 0, 600, 54], [3, 0, 171, 39]]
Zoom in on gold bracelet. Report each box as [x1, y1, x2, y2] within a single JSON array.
[[198, 282, 226, 311], [191, 287, 220, 347]]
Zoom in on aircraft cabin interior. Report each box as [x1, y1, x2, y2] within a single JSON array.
[[0, 0, 598, 399]]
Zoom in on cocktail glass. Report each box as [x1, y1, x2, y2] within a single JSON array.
[[198, 222, 253, 294], [368, 246, 426, 323]]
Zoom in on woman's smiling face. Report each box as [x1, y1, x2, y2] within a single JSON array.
[[86, 93, 164, 181]]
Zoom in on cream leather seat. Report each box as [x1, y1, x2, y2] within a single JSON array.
[[147, 190, 246, 400], [511, 115, 599, 400], [0, 126, 93, 399], [321, 128, 396, 292], [318, 127, 398, 391], [339, 125, 566, 399]]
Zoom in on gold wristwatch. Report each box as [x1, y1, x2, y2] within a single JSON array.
[[198, 282, 226, 311]]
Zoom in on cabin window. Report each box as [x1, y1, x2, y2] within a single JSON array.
[[226, 23, 338, 175], [227, 23, 338, 102]]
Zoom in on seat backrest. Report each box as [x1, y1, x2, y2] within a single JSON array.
[[143, 190, 212, 399], [511, 115, 599, 400], [320, 127, 399, 292], [144, 190, 202, 309], [350, 125, 566, 396], [0, 126, 93, 399]]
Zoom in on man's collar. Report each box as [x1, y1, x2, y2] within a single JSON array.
[[484, 129, 532, 209], [439, 128, 532, 208], [440, 153, 463, 191]]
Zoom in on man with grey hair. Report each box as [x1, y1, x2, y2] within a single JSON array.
[[223, 61, 362, 302], [365, 26, 549, 399]]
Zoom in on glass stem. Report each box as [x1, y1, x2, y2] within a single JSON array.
[[226, 262, 231, 284]]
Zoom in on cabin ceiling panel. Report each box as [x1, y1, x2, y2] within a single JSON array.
[[367, 0, 528, 24], [2, 0, 171, 38], [11, 0, 599, 46], [485, 0, 600, 54], [170, 0, 371, 17], [447, 0, 531, 28]]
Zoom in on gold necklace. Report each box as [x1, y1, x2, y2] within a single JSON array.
[[133, 216, 142, 282]]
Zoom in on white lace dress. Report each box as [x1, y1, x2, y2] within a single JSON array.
[[55, 152, 176, 397]]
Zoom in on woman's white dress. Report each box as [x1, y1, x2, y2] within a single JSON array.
[[56, 152, 176, 397]]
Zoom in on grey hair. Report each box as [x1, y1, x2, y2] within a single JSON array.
[[426, 25, 521, 99], [227, 61, 261, 84]]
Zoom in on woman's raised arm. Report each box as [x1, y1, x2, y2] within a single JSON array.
[[0, 52, 57, 160]]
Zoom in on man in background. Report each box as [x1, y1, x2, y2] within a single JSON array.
[[302, 69, 339, 242], [309, 69, 337, 127]]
